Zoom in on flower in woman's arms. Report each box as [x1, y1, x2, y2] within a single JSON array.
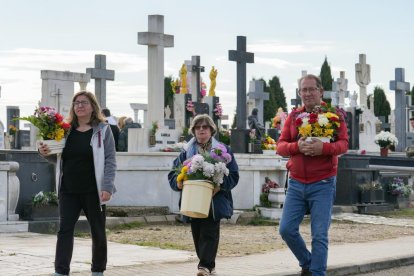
[[294, 102, 343, 139], [375, 131, 398, 148], [15, 106, 70, 141], [176, 145, 231, 186]]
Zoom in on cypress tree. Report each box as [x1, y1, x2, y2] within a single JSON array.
[[373, 86, 391, 122], [319, 57, 333, 91], [164, 76, 174, 117]]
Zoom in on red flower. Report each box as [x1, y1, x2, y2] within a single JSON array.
[[308, 113, 318, 124], [295, 118, 303, 126], [55, 113, 63, 123], [60, 122, 71, 129], [330, 116, 339, 122]]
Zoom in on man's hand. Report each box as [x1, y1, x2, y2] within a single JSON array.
[[100, 191, 111, 202], [298, 137, 323, 156]]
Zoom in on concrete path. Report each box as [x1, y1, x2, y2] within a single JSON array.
[[2, 213, 414, 276]]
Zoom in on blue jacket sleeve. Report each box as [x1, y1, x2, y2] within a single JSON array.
[[220, 147, 239, 191], [168, 151, 187, 191]]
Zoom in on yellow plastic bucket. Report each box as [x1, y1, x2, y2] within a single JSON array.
[[180, 180, 214, 218]]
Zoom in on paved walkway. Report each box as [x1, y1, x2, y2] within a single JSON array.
[[1, 214, 414, 276]]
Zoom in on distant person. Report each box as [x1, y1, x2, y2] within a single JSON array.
[[39, 91, 116, 276], [101, 108, 120, 151], [248, 108, 265, 141], [117, 116, 127, 130], [406, 118, 414, 157], [277, 74, 348, 276], [118, 117, 142, 152]]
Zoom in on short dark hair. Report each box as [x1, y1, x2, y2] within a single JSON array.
[[101, 108, 111, 117], [410, 117, 414, 121]]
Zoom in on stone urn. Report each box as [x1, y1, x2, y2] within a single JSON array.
[[268, 188, 286, 208]]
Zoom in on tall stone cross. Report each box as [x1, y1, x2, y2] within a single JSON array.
[[138, 14, 174, 128], [51, 85, 63, 112], [390, 68, 410, 151], [190, 56, 205, 102], [335, 71, 349, 108], [355, 54, 371, 108], [247, 80, 269, 125], [229, 36, 254, 129], [86, 54, 115, 109]]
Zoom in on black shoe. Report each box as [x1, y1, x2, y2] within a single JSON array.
[[301, 268, 311, 276]]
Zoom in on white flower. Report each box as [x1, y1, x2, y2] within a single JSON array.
[[191, 155, 205, 171], [301, 118, 309, 126], [375, 131, 398, 146], [202, 162, 215, 178], [317, 114, 329, 127]]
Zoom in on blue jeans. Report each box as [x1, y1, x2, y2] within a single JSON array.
[[279, 176, 336, 276]]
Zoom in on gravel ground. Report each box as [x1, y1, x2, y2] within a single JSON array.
[[106, 220, 414, 257]]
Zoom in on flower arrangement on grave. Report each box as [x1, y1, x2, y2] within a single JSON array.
[[150, 121, 158, 136], [260, 177, 279, 207], [32, 191, 58, 207], [271, 108, 287, 130], [293, 102, 343, 140], [389, 177, 412, 198], [16, 106, 70, 141], [214, 102, 223, 119], [375, 131, 398, 148], [176, 144, 232, 187], [218, 128, 231, 146], [8, 125, 17, 135], [200, 81, 207, 98], [261, 134, 277, 150], [171, 78, 181, 94], [249, 129, 257, 144], [359, 180, 382, 191]]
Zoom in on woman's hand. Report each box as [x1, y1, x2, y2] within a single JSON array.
[[213, 186, 220, 196], [177, 181, 183, 190], [38, 142, 51, 156], [100, 191, 111, 202]]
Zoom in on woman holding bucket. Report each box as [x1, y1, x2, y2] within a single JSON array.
[[168, 114, 239, 276]]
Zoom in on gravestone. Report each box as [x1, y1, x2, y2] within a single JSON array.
[[130, 103, 148, 125], [188, 56, 209, 115], [335, 71, 349, 108], [349, 91, 358, 108], [291, 70, 306, 108], [359, 108, 380, 152], [355, 54, 371, 108], [155, 127, 179, 147], [86, 54, 115, 109], [228, 36, 254, 153], [138, 14, 174, 129], [345, 111, 359, 150], [7, 106, 19, 131], [390, 68, 410, 151], [247, 80, 269, 125], [41, 70, 91, 118], [173, 94, 192, 132]]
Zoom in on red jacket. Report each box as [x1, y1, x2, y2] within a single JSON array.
[[277, 106, 348, 184]]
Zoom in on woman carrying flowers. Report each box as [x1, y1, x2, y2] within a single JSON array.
[[277, 74, 348, 276], [168, 114, 239, 276], [39, 91, 116, 276]]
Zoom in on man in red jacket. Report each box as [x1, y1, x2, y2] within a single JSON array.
[[277, 74, 348, 276]]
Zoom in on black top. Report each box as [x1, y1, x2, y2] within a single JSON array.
[[61, 128, 97, 194], [109, 124, 120, 151]]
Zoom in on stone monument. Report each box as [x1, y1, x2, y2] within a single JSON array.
[[247, 80, 269, 125], [355, 54, 371, 108]]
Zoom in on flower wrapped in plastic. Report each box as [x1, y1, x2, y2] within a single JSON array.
[[375, 131, 398, 148]]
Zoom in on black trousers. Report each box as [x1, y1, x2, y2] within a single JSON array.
[[190, 214, 220, 272], [55, 192, 107, 275]]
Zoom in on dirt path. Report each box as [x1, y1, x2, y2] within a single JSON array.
[[107, 220, 414, 257]]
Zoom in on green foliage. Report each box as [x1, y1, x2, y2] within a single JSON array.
[[151, 121, 158, 135], [218, 129, 231, 145], [373, 86, 391, 121], [231, 111, 237, 129], [263, 76, 287, 123], [182, 127, 189, 137], [248, 216, 279, 226], [319, 57, 333, 91], [260, 193, 272, 207], [164, 76, 174, 114], [110, 221, 145, 231]]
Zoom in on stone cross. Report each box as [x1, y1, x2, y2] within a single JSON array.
[[335, 71, 349, 108], [292, 70, 307, 108], [138, 14, 174, 129], [247, 80, 269, 125], [190, 56, 205, 102], [86, 54, 114, 109], [51, 85, 63, 113], [355, 54, 371, 108], [229, 36, 254, 130], [390, 68, 410, 151]]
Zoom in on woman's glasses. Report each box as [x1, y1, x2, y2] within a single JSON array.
[[73, 101, 90, 106], [194, 125, 209, 130]]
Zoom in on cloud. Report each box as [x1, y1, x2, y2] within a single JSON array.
[[255, 57, 306, 69]]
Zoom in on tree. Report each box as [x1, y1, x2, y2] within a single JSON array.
[[410, 86, 414, 117], [262, 76, 287, 123], [319, 57, 333, 91], [373, 86, 391, 123], [164, 76, 174, 116]]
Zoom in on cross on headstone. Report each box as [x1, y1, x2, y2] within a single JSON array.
[[355, 54, 371, 108], [86, 54, 114, 109], [390, 67, 410, 151], [292, 70, 307, 108], [51, 85, 62, 112], [247, 80, 269, 125], [190, 56, 205, 102], [138, 14, 174, 129], [229, 36, 254, 130]]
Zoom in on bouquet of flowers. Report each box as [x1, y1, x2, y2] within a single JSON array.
[[176, 144, 232, 187], [249, 129, 257, 143], [294, 102, 342, 139], [214, 102, 223, 119], [16, 106, 70, 141], [32, 191, 58, 207], [260, 176, 279, 207], [271, 108, 287, 129], [8, 125, 17, 135], [261, 134, 277, 150], [389, 177, 412, 197], [375, 131, 398, 148]]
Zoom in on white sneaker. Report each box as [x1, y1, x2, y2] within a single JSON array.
[[210, 267, 217, 275], [197, 267, 210, 276]]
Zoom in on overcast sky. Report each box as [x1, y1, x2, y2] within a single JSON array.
[[1, 0, 414, 127]]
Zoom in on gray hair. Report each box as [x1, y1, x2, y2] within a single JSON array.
[[189, 114, 217, 136], [124, 117, 134, 125], [298, 74, 323, 90]]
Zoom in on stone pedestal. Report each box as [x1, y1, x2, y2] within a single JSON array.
[[230, 129, 249, 153]]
